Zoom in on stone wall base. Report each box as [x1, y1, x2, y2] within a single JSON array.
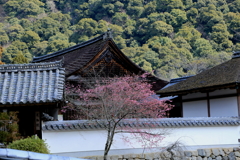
[[83, 147, 240, 160]]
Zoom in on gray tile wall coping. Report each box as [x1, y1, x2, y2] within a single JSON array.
[[42, 117, 240, 131]]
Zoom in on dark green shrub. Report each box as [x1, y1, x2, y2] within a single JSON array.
[[7, 136, 49, 154], [0, 112, 20, 144]]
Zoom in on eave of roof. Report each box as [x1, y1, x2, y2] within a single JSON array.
[[0, 61, 63, 72], [160, 76, 193, 91], [42, 117, 240, 131], [159, 82, 237, 97]]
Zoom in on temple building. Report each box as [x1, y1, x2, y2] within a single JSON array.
[[0, 61, 65, 138], [32, 30, 167, 92], [158, 51, 240, 118]]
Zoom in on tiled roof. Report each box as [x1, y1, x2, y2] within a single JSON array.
[[0, 61, 65, 105], [157, 52, 240, 96], [32, 33, 105, 76], [32, 30, 168, 91], [160, 76, 193, 90], [32, 31, 133, 76], [42, 117, 240, 131], [0, 148, 86, 160]]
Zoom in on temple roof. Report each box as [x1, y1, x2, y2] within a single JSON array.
[[32, 30, 168, 91], [32, 31, 144, 76], [42, 117, 240, 131], [0, 61, 65, 105], [157, 52, 240, 96]]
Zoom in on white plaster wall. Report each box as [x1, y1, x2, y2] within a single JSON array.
[[182, 93, 207, 100], [210, 97, 238, 117], [161, 126, 239, 147], [43, 130, 108, 153], [209, 89, 236, 96], [183, 100, 208, 117], [43, 125, 240, 154]]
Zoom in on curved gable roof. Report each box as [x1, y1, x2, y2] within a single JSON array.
[[32, 31, 168, 91], [32, 32, 107, 76]]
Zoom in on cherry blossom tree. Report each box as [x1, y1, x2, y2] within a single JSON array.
[[64, 74, 173, 160]]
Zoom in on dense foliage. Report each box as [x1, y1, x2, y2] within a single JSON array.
[[0, 112, 20, 144], [0, 0, 239, 79], [7, 135, 49, 153]]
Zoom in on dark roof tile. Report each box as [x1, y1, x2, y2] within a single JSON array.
[[0, 61, 64, 105], [32, 31, 168, 91], [158, 57, 240, 96]]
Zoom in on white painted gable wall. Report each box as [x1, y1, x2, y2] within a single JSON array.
[[183, 100, 208, 117], [182, 89, 238, 117]]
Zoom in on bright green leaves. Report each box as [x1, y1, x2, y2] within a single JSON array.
[[156, 0, 184, 12], [21, 31, 41, 47], [0, 29, 9, 45], [176, 26, 202, 44], [71, 18, 108, 43], [150, 21, 173, 37], [127, 0, 144, 17], [4, 0, 44, 18], [12, 52, 29, 64], [0, 0, 239, 79], [193, 38, 215, 57], [33, 17, 61, 40], [2, 41, 32, 63], [211, 23, 233, 49], [6, 24, 24, 41]]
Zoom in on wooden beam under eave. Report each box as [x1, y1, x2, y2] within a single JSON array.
[[0, 102, 60, 108], [207, 92, 210, 117], [237, 88, 240, 117]]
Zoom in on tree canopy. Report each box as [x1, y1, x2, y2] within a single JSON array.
[[64, 74, 172, 159], [0, 0, 239, 79]]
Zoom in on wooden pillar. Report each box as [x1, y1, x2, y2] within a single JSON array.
[[35, 111, 42, 138], [180, 95, 183, 117], [237, 89, 240, 117], [207, 92, 210, 117]]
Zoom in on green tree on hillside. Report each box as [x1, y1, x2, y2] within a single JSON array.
[[2, 41, 32, 63], [0, 29, 9, 45], [0, 46, 5, 64], [0, 0, 237, 79], [4, 0, 44, 17], [12, 51, 29, 64], [33, 17, 61, 40], [21, 31, 40, 47]]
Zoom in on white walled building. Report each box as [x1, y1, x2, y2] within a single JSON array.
[[158, 51, 240, 118], [42, 51, 240, 157], [182, 89, 238, 117]]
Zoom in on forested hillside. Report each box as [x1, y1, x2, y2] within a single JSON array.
[[0, 0, 240, 80]]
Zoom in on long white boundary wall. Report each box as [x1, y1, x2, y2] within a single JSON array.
[[42, 125, 240, 157]]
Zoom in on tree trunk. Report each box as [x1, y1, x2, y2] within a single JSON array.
[[103, 123, 116, 160]]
